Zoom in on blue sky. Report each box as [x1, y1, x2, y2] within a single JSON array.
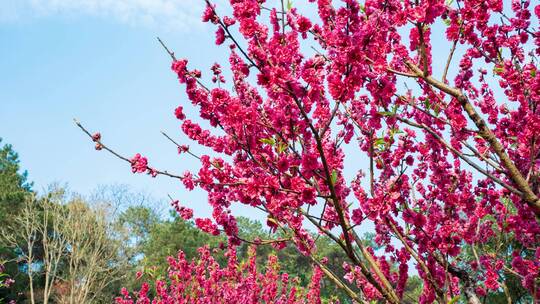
[[0, 0, 241, 218]]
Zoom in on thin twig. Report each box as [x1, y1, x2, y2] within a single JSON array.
[[74, 119, 184, 180], [442, 39, 457, 83], [156, 37, 211, 92], [157, 36, 176, 61]]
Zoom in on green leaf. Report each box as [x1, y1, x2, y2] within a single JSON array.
[[390, 127, 404, 137], [374, 138, 386, 148], [448, 295, 460, 304], [212, 161, 222, 169], [424, 98, 431, 110], [330, 170, 338, 185], [359, 4, 365, 13], [474, 134, 484, 140], [287, 0, 293, 11], [433, 104, 441, 116], [260, 137, 275, 146], [378, 111, 394, 117], [277, 142, 288, 154], [493, 66, 504, 75]]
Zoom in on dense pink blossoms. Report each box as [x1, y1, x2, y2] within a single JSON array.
[[115, 246, 324, 304], [130, 153, 148, 174], [83, 0, 540, 303]]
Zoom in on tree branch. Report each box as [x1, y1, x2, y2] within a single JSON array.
[[404, 61, 540, 217]]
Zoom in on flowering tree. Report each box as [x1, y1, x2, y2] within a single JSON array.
[[115, 246, 324, 304], [78, 0, 540, 303]]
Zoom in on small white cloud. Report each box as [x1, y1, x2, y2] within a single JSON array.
[[0, 0, 228, 31]]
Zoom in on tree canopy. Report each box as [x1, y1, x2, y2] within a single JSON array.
[[77, 0, 540, 303]]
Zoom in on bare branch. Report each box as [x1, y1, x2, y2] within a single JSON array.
[[74, 119, 184, 180]]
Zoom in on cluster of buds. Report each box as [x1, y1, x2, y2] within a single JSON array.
[[92, 132, 103, 150], [211, 63, 225, 84]]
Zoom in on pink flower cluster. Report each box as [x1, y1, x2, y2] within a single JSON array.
[[171, 200, 193, 220], [130, 153, 157, 177], [130, 153, 148, 174]]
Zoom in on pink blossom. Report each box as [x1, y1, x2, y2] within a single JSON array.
[[174, 106, 185, 120], [195, 218, 219, 235], [215, 27, 226, 45], [91, 132, 101, 142], [129, 153, 147, 174]]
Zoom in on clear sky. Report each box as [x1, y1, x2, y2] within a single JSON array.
[[0, 0, 243, 219]]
